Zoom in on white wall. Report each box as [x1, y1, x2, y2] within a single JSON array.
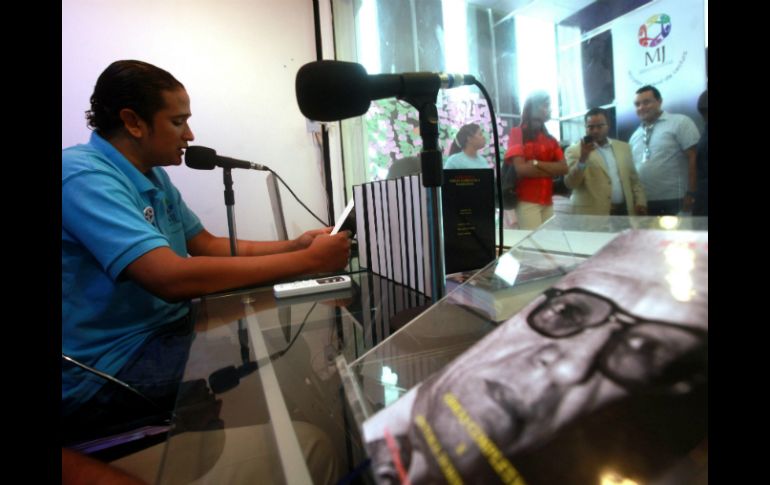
[[62, 0, 332, 241]]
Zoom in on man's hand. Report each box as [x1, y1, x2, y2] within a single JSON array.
[[294, 227, 333, 250], [305, 231, 352, 273], [579, 139, 596, 161]]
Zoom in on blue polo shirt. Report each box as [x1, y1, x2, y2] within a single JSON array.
[[62, 132, 204, 414]]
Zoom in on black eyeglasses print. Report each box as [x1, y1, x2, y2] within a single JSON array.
[[526, 287, 707, 391]]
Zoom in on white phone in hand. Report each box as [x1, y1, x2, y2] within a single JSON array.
[[331, 198, 355, 235]]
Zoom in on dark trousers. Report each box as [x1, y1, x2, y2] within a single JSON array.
[[646, 198, 682, 216], [63, 314, 196, 443]]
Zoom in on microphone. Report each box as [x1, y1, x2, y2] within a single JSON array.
[[185, 146, 269, 171], [295, 60, 477, 121]]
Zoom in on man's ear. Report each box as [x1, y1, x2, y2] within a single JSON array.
[[119, 108, 148, 138]]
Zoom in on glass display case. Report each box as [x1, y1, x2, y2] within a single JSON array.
[[339, 213, 707, 484], [340, 214, 707, 421]]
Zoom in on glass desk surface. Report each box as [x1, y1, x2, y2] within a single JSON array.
[[156, 268, 429, 485], [157, 214, 707, 484]]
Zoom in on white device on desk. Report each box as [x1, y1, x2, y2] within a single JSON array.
[[331, 198, 355, 235], [274, 275, 353, 298], [274, 286, 355, 306]]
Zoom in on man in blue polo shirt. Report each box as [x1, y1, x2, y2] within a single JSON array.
[[62, 60, 351, 438]]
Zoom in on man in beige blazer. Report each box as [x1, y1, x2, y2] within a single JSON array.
[[565, 108, 647, 216]]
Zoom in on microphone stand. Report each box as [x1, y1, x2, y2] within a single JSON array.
[[223, 168, 239, 256], [221, 167, 253, 369], [402, 94, 445, 301]]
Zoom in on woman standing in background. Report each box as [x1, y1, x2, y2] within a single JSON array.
[[444, 123, 489, 169], [504, 91, 568, 229]]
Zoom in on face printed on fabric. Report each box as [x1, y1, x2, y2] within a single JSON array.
[[143, 88, 195, 168], [410, 278, 706, 474], [413, 305, 625, 459], [526, 287, 706, 393]]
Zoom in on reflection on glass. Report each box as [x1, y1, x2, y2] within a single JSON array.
[[356, 0, 381, 74], [658, 216, 680, 230], [515, 15, 560, 139], [663, 242, 696, 302], [600, 470, 639, 485], [494, 252, 522, 286], [441, 0, 468, 73], [381, 366, 400, 407]]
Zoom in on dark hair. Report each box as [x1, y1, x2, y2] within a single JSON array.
[[696, 90, 708, 117], [520, 90, 551, 142], [635, 84, 662, 101], [584, 107, 608, 123], [86, 60, 185, 137], [448, 123, 481, 156]]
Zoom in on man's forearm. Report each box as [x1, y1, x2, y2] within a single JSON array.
[[172, 251, 321, 299], [127, 247, 323, 302], [189, 231, 298, 257], [237, 239, 300, 257]]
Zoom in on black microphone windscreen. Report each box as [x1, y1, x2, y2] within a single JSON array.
[[296, 60, 372, 122], [185, 146, 217, 170]]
